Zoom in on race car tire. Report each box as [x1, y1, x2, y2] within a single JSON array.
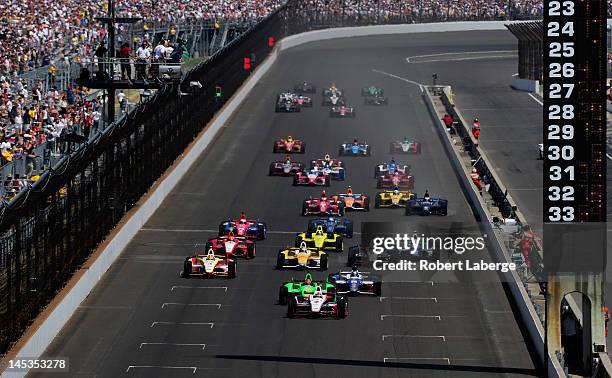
[[338, 202, 346, 217], [441, 206, 448, 216], [416, 143, 422, 154], [247, 243, 256, 259], [335, 236, 344, 253], [376, 178, 382, 189], [182, 260, 192, 278], [287, 298, 297, 318], [345, 221, 353, 238], [276, 253, 286, 270], [257, 223, 267, 240], [273, 145, 280, 153], [295, 235, 304, 247], [366, 145, 371, 156], [364, 197, 370, 211], [373, 281, 382, 296], [218, 224, 226, 237], [205, 241, 214, 252], [338, 147, 344, 156], [374, 166, 381, 178], [325, 175, 331, 187], [351, 111, 356, 118], [347, 248, 358, 267], [336, 296, 348, 319], [405, 206, 414, 216], [292, 175, 299, 186], [301, 202, 309, 216], [228, 260, 237, 278], [299, 142, 306, 154], [269, 164, 275, 176], [320, 254, 329, 271], [338, 170, 346, 181], [279, 285, 289, 305], [374, 195, 381, 208]]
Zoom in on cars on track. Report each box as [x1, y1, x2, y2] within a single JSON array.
[[273, 135, 305, 153], [275, 93, 301, 112], [206, 232, 256, 259], [330, 105, 356, 118], [364, 94, 388, 106], [328, 267, 382, 296], [374, 159, 410, 178], [361, 86, 384, 97], [269, 155, 303, 176], [277, 242, 328, 270], [377, 171, 414, 189], [302, 191, 345, 216], [310, 155, 346, 180], [338, 139, 371, 156], [278, 272, 334, 305], [307, 216, 353, 238], [331, 186, 370, 211], [218, 212, 267, 240], [296, 225, 343, 252], [286, 285, 348, 319], [389, 138, 421, 154], [405, 191, 448, 216], [374, 188, 415, 208], [293, 167, 331, 186], [294, 81, 317, 94], [181, 249, 237, 278]]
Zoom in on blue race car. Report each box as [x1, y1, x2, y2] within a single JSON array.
[[307, 216, 353, 238], [374, 158, 410, 178], [328, 267, 382, 296], [338, 139, 371, 156], [405, 191, 448, 216], [218, 212, 267, 240]]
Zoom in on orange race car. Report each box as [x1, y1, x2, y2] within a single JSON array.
[[331, 186, 370, 211]]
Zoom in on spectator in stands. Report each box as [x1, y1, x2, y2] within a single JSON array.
[[119, 42, 132, 81]]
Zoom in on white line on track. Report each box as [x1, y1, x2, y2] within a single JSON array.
[[150, 321, 214, 328], [380, 315, 441, 320], [527, 93, 543, 106], [406, 50, 517, 63], [139, 343, 206, 350], [382, 335, 446, 341], [379, 297, 438, 302], [372, 69, 425, 92], [126, 366, 198, 373], [171, 285, 228, 292], [162, 303, 222, 309], [384, 280, 434, 285], [77, 305, 136, 310], [383, 357, 451, 364]]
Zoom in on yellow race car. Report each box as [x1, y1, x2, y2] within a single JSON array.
[[277, 242, 328, 270], [295, 225, 343, 252], [374, 189, 415, 208]]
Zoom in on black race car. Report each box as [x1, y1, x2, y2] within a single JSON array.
[[294, 81, 317, 94], [405, 194, 448, 216], [364, 94, 388, 106], [275, 94, 301, 113]]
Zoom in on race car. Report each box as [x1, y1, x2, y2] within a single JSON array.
[[346, 245, 373, 267], [405, 191, 448, 216], [206, 232, 256, 259], [307, 216, 353, 238], [292, 94, 313, 107], [331, 186, 370, 211], [275, 94, 300, 112], [294, 81, 317, 94], [277, 242, 328, 270], [322, 85, 344, 98], [310, 155, 345, 180], [181, 249, 237, 278], [374, 188, 415, 208], [361, 86, 384, 97], [328, 267, 382, 296], [338, 139, 371, 156], [389, 138, 421, 154], [295, 225, 343, 252], [273, 135, 305, 153], [374, 159, 410, 178], [364, 93, 388, 105], [302, 191, 345, 216], [218, 212, 267, 240], [287, 284, 348, 319], [330, 105, 356, 118], [269, 156, 303, 176], [293, 167, 331, 186], [278, 272, 335, 305], [377, 171, 414, 189], [322, 92, 346, 106]]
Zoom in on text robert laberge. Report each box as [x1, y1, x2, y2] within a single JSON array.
[[373, 260, 517, 273]]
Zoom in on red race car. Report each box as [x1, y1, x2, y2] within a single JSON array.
[[302, 190, 345, 216], [331, 186, 370, 211], [377, 171, 414, 189], [273, 135, 305, 153], [218, 212, 267, 240], [293, 167, 331, 186], [330, 105, 356, 118], [269, 155, 304, 176], [206, 232, 256, 259], [293, 94, 313, 107]]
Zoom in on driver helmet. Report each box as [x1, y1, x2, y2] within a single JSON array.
[[327, 216, 334, 222], [239, 212, 247, 223], [347, 186, 353, 195], [303, 81, 307, 86], [471, 168, 477, 173], [286, 135, 293, 142], [304, 272, 313, 285], [424, 190, 430, 200], [324, 154, 331, 162], [321, 190, 327, 199], [300, 241, 308, 252], [393, 188, 399, 195], [390, 157, 396, 164], [285, 154, 291, 162], [227, 230, 235, 240], [353, 138, 358, 145], [351, 266, 359, 277]]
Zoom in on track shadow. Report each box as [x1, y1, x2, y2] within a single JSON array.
[[215, 354, 539, 376]]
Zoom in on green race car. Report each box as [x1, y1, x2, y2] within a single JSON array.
[[361, 86, 384, 97], [278, 272, 336, 305]]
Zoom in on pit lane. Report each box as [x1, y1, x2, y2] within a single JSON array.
[[32, 31, 539, 377]]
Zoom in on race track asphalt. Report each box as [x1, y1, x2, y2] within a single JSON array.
[[33, 32, 540, 378]]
